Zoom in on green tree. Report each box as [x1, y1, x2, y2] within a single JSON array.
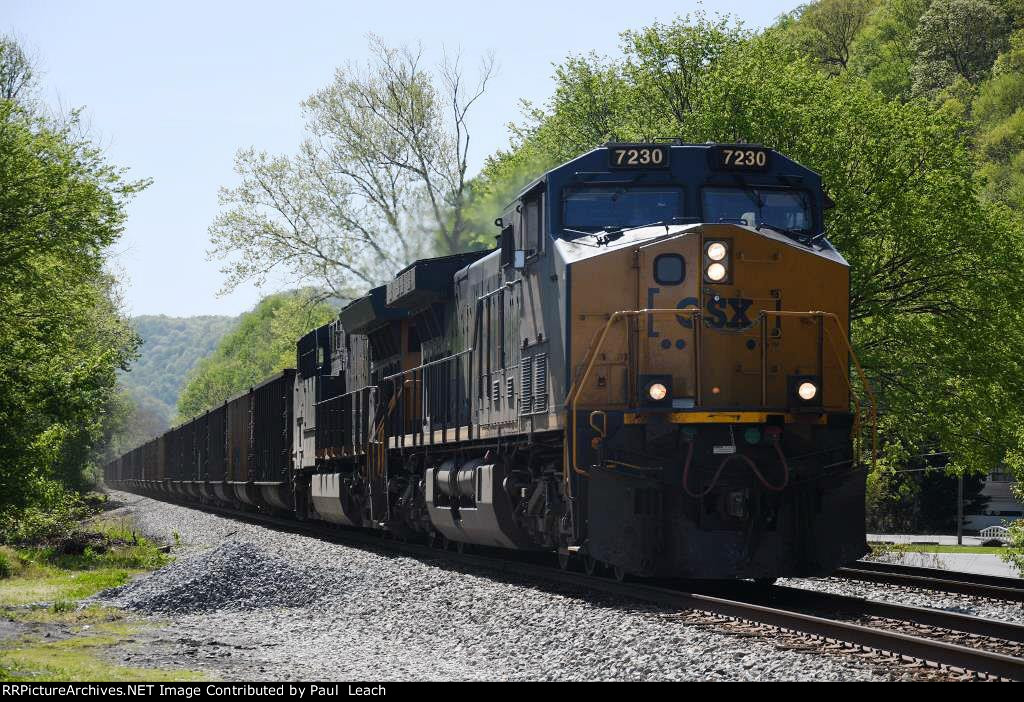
[[117, 314, 238, 427], [0, 36, 148, 513], [789, 0, 879, 72], [974, 29, 1024, 208], [175, 291, 335, 420], [910, 0, 1012, 93], [209, 37, 495, 300], [0, 35, 35, 102], [847, 0, 931, 99]]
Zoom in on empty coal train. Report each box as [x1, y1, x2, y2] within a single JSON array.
[[107, 142, 874, 581]]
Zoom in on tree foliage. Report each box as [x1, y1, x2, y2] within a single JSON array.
[[910, 0, 1011, 93], [847, 0, 930, 98], [974, 29, 1024, 209], [867, 465, 988, 532], [790, 0, 879, 72], [175, 291, 335, 421], [119, 315, 238, 426], [0, 36, 147, 515], [208, 37, 494, 301]]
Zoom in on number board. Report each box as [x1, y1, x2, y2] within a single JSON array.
[[711, 146, 771, 171], [608, 144, 670, 169]]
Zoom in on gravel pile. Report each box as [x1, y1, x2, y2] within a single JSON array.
[[96, 541, 341, 614], [98, 491, 939, 681]]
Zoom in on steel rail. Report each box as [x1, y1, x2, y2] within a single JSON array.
[[763, 584, 1024, 643], [851, 559, 1024, 591], [115, 489, 1024, 681], [837, 563, 1024, 603]]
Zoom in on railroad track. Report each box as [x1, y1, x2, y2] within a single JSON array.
[[120, 492, 1024, 681], [838, 560, 1024, 603]]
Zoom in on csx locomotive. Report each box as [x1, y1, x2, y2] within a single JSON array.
[[107, 142, 873, 581]]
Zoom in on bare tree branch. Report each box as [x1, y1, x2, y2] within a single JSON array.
[[207, 36, 494, 297]]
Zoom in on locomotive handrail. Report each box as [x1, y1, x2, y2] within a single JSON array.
[[381, 347, 473, 383], [380, 347, 474, 446], [756, 310, 877, 470], [313, 384, 378, 462], [564, 308, 702, 485], [563, 308, 878, 492], [314, 383, 378, 407]]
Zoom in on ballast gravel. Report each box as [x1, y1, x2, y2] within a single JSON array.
[[94, 491, 971, 681]]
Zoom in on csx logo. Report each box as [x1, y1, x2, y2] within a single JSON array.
[[647, 288, 755, 336], [704, 296, 754, 329]]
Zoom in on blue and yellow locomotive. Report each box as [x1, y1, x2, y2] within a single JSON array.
[[108, 142, 873, 581]]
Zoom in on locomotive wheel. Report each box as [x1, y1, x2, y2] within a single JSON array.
[[456, 541, 468, 555], [441, 535, 452, 551], [583, 554, 600, 576], [557, 552, 572, 571]]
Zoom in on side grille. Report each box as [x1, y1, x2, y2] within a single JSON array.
[[520, 356, 533, 415], [533, 354, 547, 413]]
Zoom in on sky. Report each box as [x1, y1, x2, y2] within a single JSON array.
[[6, 0, 801, 318]]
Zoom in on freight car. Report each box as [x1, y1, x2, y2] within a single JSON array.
[[108, 142, 874, 582]]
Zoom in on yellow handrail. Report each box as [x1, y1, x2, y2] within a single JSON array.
[[563, 308, 878, 494], [756, 310, 876, 469], [563, 308, 701, 490]]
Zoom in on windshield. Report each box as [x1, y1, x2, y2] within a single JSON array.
[[702, 187, 811, 232], [563, 187, 682, 230]]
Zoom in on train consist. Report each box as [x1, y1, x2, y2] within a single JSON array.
[[107, 142, 873, 581]]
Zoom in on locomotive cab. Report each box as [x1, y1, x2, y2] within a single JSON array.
[[490, 142, 869, 578]]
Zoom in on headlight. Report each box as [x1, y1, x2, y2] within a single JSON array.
[[648, 383, 668, 401], [706, 263, 727, 281], [706, 242, 727, 261], [797, 382, 817, 401]]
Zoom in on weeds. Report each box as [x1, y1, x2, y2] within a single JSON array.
[[865, 541, 946, 568], [0, 516, 170, 608], [0, 492, 106, 548], [0, 499, 195, 681], [1001, 520, 1024, 577]]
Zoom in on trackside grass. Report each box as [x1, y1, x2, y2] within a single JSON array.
[[0, 504, 204, 681]]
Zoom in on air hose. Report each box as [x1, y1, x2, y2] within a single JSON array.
[[681, 438, 790, 498]]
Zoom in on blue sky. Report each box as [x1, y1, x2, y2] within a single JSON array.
[[7, 0, 801, 317]]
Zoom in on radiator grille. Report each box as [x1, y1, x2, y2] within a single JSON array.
[[533, 354, 547, 413], [520, 356, 533, 415]]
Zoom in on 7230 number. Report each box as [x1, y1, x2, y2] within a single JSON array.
[[609, 146, 669, 168], [718, 148, 769, 169]]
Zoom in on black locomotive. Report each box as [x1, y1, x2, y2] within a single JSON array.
[[108, 143, 872, 581]]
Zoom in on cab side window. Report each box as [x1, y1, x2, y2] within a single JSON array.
[[522, 193, 544, 256], [500, 225, 514, 268]]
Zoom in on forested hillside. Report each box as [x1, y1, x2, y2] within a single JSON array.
[[176, 291, 336, 421], [119, 315, 237, 426]]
